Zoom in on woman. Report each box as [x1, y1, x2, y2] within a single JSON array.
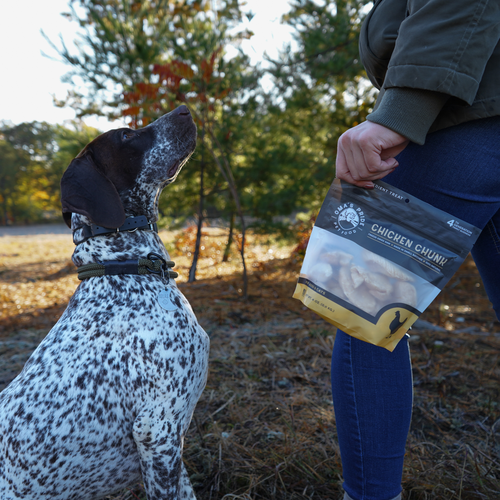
[[331, 1, 500, 499]]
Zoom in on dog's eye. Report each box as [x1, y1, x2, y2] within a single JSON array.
[[121, 130, 135, 141]]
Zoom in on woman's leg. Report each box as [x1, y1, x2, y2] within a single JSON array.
[[470, 209, 500, 320], [331, 117, 500, 500], [331, 330, 412, 500]]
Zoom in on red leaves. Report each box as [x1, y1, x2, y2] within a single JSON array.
[[153, 61, 194, 91], [135, 82, 159, 99], [217, 88, 230, 100], [121, 49, 231, 125], [123, 83, 159, 106], [171, 0, 207, 17], [121, 106, 141, 116], [200, 47, 222, 84]]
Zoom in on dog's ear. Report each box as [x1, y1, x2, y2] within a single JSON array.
[[60, 153, 126, 229]]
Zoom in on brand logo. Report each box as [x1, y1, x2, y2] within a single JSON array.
[[333, 203, 365, 235]]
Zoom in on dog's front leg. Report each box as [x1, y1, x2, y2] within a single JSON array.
[[133, 404, 196, 500]]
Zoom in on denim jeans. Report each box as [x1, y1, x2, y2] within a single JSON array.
[[331, 116, 500, 500]]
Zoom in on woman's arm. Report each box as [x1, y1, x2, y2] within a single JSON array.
[[336, 0, 500, 187]]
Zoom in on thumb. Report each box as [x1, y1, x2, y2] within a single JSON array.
[[381, 157, 399, 169]]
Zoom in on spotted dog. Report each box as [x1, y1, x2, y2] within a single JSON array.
[[0, 106, 210, 500]]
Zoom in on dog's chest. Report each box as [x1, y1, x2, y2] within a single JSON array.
[[51, 275, 209, 390], [2, 274, 210, 417]]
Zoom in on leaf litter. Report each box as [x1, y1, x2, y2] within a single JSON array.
[[0, 229, 499, 499]]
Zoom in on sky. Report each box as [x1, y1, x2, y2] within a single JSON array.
[[0, 0, 294, 132]]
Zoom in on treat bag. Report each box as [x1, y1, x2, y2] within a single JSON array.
[[293, 179, 481, 351]]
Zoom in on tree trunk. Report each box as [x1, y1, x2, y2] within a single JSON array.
[[238, 216, 248, 299], [206, 134, 248, 298], [187, 109, 248, 298], [222, 211, 235, 262], [188, 137, 205, 282]]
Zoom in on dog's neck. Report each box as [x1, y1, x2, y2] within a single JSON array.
[[70, 212, 170, 268], [121, 177, 164, 223], [69, 171, 173, 267]]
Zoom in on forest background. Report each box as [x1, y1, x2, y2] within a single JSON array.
[[0, 0, 372, 235]]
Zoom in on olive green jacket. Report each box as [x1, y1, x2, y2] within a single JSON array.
[[359, 0, 500, 144]]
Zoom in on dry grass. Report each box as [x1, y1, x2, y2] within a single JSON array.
[[0, 228, 499, 499]]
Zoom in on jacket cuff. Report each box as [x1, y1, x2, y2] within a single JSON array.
[[366, 88, 449, 145]]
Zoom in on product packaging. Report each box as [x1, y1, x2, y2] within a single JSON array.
[[293, 179, 481, 351]]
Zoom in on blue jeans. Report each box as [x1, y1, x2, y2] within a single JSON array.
[[331, 117, 500, 500]]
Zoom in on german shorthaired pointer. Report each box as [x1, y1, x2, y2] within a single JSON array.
[[0, 105, 209, 500]]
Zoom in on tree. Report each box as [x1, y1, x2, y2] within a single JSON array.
[[46, 0, 246, 121], [0, 139, 19, 225], [124, 26, 259, 295], [251, 0, 376, 216], [282, 0, 371, 87], [44, 0, 377, 296], [0, 122, 58, 223], [48, 0, 259, 296]]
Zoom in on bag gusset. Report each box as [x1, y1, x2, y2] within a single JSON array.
[[293, 179, 481, 351]]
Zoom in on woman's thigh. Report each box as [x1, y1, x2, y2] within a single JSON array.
[[385, 116, 500, 227]]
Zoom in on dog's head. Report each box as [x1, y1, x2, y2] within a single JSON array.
[[61, 105, 197, 229]]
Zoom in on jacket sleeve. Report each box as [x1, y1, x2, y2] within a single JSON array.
[[367, 87, 449, 145], [383, 0, 500, 104], [362, 0, 500, 143]]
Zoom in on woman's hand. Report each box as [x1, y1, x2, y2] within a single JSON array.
[[336, 121, 410, 188]]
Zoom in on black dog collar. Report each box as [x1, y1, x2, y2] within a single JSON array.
[[73, 215, 158, 245]]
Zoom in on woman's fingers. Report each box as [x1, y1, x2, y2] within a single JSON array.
[[335, 121, 409, 187]]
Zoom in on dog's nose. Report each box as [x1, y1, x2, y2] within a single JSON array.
[[174, 105, 191, 117]]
